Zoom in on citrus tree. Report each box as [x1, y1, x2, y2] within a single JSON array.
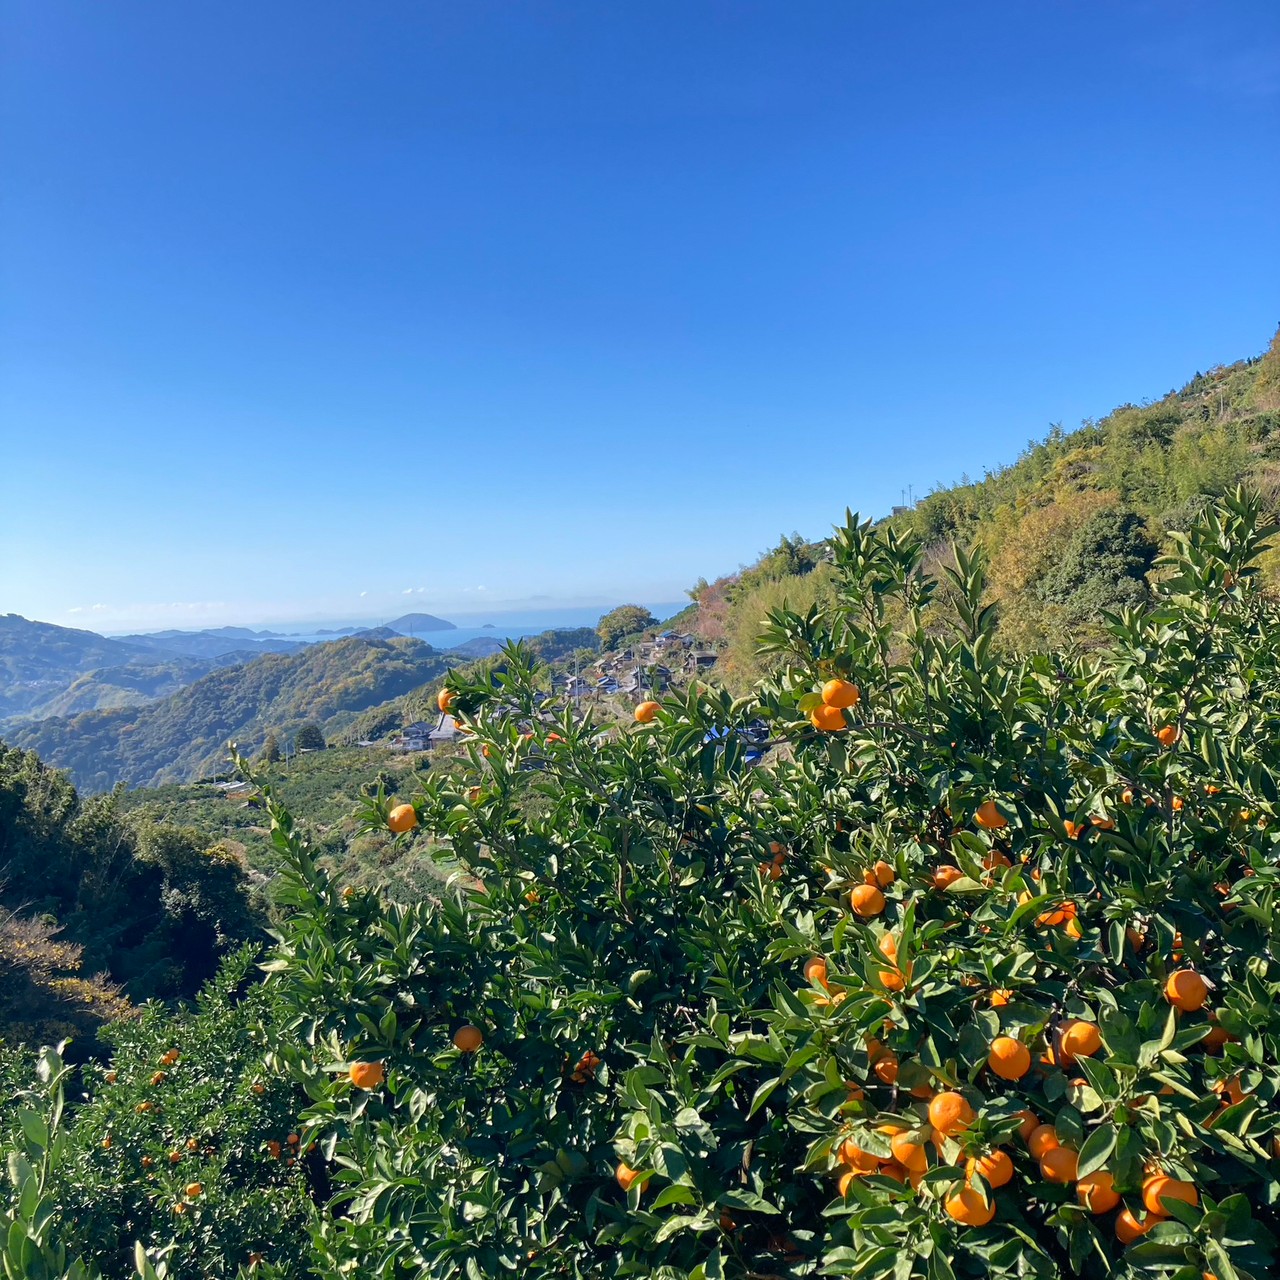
[[0, 949, 314, 1280], [253, 490, 1279, 1279]]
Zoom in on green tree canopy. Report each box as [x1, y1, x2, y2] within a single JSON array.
[[596, 604, 658, 650]]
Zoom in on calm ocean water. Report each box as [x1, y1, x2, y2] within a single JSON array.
[[280, 604, 688, 650]]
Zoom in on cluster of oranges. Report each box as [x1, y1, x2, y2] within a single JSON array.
[[808, 678, 860, 732], [806, 853, 1247, 1249], [758, 840, 788, 880], [264, 1132, 302, 1165], [827, 1031, 1214, 1244], [569, 1050, 602, 1084]]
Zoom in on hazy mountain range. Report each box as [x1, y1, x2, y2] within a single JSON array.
[[0, 611, 465, 723]]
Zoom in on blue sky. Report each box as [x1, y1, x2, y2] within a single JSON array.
[[2, 1, 1277, 632]]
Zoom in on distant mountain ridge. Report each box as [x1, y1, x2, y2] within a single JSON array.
[[5, 633, 453, 791], [0, 614, 178, 718], [118, 630, 305, 660]]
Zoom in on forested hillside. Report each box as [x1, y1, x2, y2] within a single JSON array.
[[0, 615, 173, 718], [6, 634, 452, 791], [0, 746, 258, 1045], [331, 625, 599, 743]]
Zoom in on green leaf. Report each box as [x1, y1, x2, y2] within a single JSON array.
[[1076, 1123, 1117, 1178]]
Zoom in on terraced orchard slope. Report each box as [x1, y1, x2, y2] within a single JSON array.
[[256, 491, 1278, 1280]]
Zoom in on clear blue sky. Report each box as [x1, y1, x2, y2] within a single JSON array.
[[2, 1, 1277, 632]]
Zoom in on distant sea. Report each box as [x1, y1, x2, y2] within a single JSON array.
[[276, 604, 688, 650]]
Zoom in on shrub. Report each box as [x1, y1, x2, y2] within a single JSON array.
[[0, 949, 314, 1280], [247, 489, 1280, 1279]]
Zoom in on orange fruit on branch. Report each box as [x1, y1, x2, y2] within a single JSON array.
[[987, 1037, 1031, 1080], [1039, 1146, 1078, 1183], [974, 801, 1007, 830], [1142, 1173, 1198, 1215], [616, 1162, 650, 1193], [866, 860, 896, 886], [810, 704, 847, 732], [634, 701, 659, 723], [966, 1150, 1013, 1189], [873, 1052, 900, 1084], [1026, 1125, 1059, 1160], [348, 1062, 385, 1090], [821, 678, 861, 709], [1165, 969, 1209, 1011], [453, 1025, 484, 1053], [928, 1091, 975, 1137], [388, 804, 418, 834], [1156, 724, 1180, 747], [1115, 1207, 1159, 1243], [1077, 1170, 1120, 1214], [838, 1140, 879, 1173], [890, 1132, 929, 1173], [1059, 1020, 1102, 1059], [850, 883, 885, 917], [945, 1185, 996, 1226]]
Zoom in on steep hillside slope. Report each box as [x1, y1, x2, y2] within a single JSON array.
[[0, 614, 175, 718], [690, 327, 1280, 677], [4, 634, 452, 791]]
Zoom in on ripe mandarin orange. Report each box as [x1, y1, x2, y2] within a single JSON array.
[[1027, 1125, 1060, 1160], [348, 1062, 385, 1090], [1165, 969, 1208, 1011], [873, 1053, 900, 1085], [1077, 1171, 1120, 1213], [1040, 1146, 1078, 1183], [387, 804, 418, 834], [1059, 1020, 1102, 1059], [974, 801, 1007, 830], [988, 1037, 1031, 1080], [967, 1150, 1013, 1188], [453, 1025, 484, 1053], [929, 1092, 975, 1138], [821, 678, 861, 709], [616, 1162, 650, 1193], [1115, 1207, 1158, 1243], [850, 883, 885, 917], [838, 1141, 879, 1174], [1142, 1174, 1198, 1216], [945, 1185, 996, 1225], [890, 1133, 929, 1172], [810, 704, 847, 732]]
